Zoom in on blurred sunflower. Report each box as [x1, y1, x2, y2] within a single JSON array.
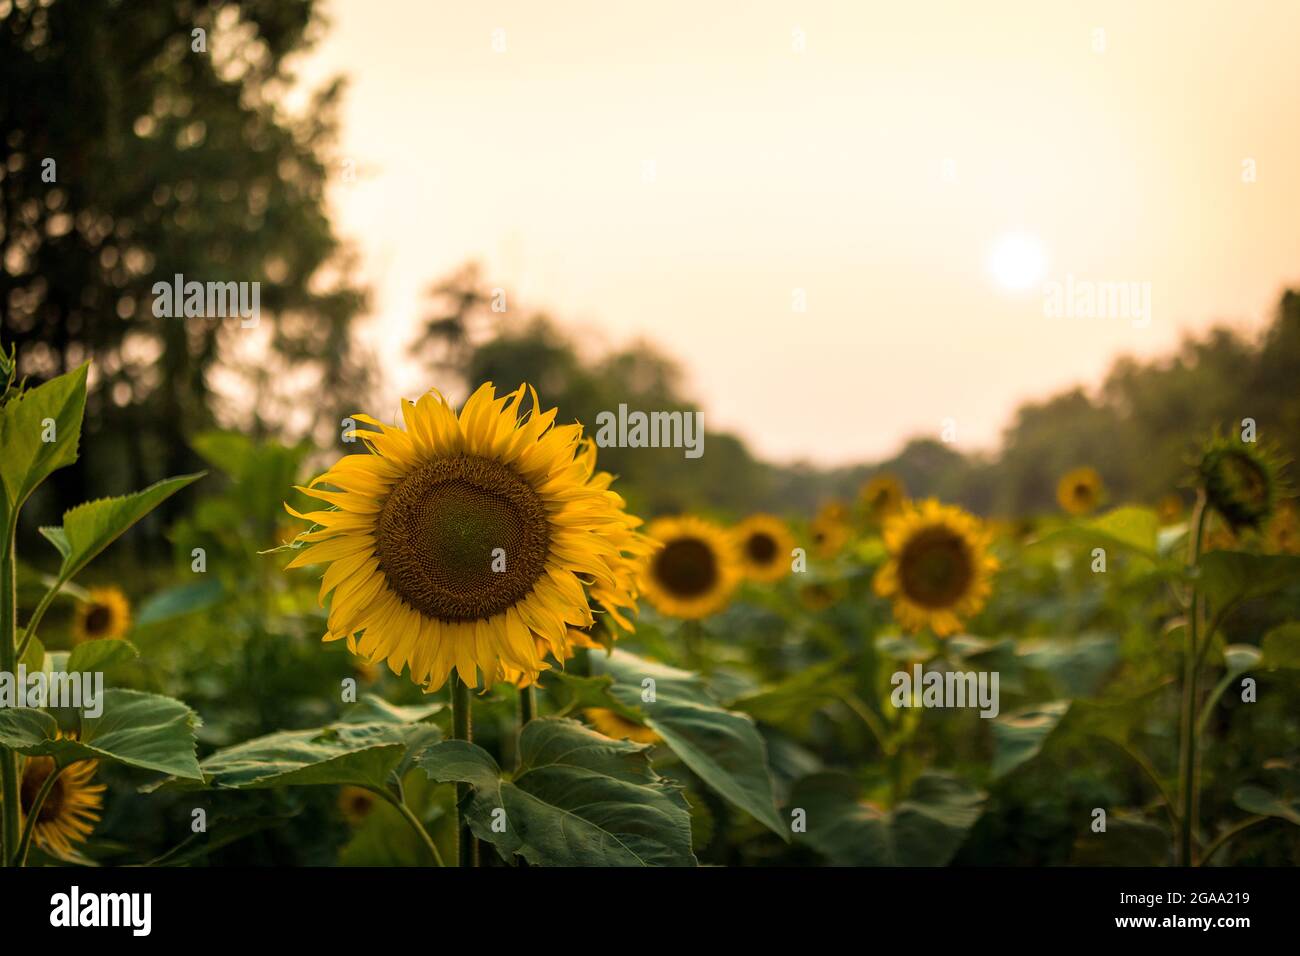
[[641, 515, 739, 619], [810, 513, 850, 559], [874, 500, 998, 636], [859, 473, 907, 525], [1198, 436, 1286, 531], [797, 579, 845, 611], [16, 747, 104, 859], [1265, 499, 1298, 554], [338, 785, 378, 825], [72, 587, 131, 643], [732, 514, 795, 582], [583, 707, 660, 744], [286, 383, 651, 691], [1056, 467, 1104, 516]]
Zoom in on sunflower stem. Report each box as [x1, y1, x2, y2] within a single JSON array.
[[13, 763, 66, 867], [1177, 492, 1208, 866], [1, 510, 20, 867], [376, 787, 445, 867], [450, 675, 478, 867]]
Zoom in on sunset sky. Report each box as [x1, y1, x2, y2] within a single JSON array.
[[294, 0, 1300, 465]]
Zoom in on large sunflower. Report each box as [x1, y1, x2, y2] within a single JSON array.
[[640, 515, 739, 619], [859, 474, 907, 526], [16, 749, 104, 859], [873, 500, 998, 636], [1056, 467, 1104, 516], [72, 587, 131, 643], [732, 514, 795, 583], [286, 383, 651, 691]]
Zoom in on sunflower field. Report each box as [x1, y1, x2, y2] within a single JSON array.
[[1, 338, 1298, 875]]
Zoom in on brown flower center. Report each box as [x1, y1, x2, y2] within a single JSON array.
[[898, 525, 974, 609], [745, 531, 778, 565], [376, 455, 551, 622], [653, 537, 719, 598], [20, 756, 64, 823], [84, 604, 111, 635]]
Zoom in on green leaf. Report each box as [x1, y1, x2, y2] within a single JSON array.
[[19, 635, 44, 673], [65, 639, 138, 674], [0, 363, 88, 507], [1233, 785, 1300, 827], [1197, 550, 1300, 607], [1030, 506, 1160, 561], [150, 702, 442, 793], [135, 579, 225, 627], [592, 649, 787, 837], [0, 689, 201, 779], [418, 717, 696, 866], [1261, 623, 1300, 669], [40, 473, 205, 580], [1222, 643, 1262, 678], [729, 658, 856, 732], [992, 700, 1071, 779], [789, 771, 985, 866], [1071, 814, 1171, 865]]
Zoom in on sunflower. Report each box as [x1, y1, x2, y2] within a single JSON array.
[[640, 515, 739, 619], [1198, 436, 1286, 531], [338, 785, 378, 826], [15, 747, 105, 859], [1056, 467, 1104, 516], [810, 515, 850, 559], [286, 383, 652, 691], [732, 514, 795, 583], [873, 500, 998, 636], [1265, 499, 1299, 554], [582, 707, 660, 745], [859, 474, 907, 525], [72, 587, 131, 643], [797, 579, 845, 611]]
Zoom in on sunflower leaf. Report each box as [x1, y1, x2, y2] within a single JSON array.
[[592, 649, 788, 839], [992, 700, 1071, 778], [65, 638, 138, 674], [788, 770, 986, 866], [418, 717, 697, 866], [42, 473, 206, 582], [0, 362, 87, 509], [1197, 550, 1300, 608], [0, 689, 202, 779], [145, 703, 442, 793]]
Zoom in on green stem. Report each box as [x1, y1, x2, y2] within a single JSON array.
[[1, 511, 20, 866], [450, 675, 478, 867], [519, 685, 536, 726], [1198, 815, 1270, 867], [1177, 492, 1208, 866], [14, 763, 66, 867], [13, 578, 60, 663], [376, 788, 445, 867]]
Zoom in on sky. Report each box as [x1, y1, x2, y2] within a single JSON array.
[[291, 0, 1300, 465]]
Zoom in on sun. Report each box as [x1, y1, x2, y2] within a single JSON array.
[[988, 232, 1047, 292]]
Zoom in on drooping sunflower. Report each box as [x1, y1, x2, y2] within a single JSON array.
[[640, 515, 739, 619], [15, 748, 105, 859], [873, 499, 998, 636], [859, 473, 907, 526], [582, 707, 660, 745], [1198, 436, 1287, 531], [72, 587, 131, 643], [1056, 467, 1104, 516], [286, 383, 652, 691], [338, 785, 378, 826], [731, 514, 795, 583]]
